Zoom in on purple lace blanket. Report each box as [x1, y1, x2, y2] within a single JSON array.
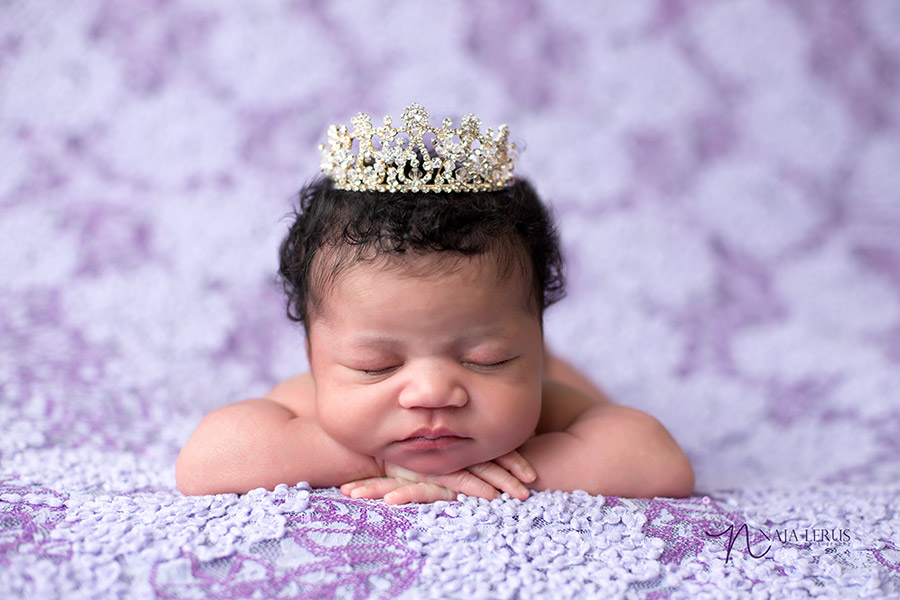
[[2, 1, 899, 598]]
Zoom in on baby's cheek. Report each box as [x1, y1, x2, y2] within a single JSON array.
[[505, 387, 542, 445], [317, 393, 363, 446], [508, 411, 540, 448]]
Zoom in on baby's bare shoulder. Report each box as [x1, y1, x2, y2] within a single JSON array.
[[264, 372, 317, 419], [537, 379, 610, 434]]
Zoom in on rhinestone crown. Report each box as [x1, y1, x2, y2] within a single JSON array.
[[320, 103, 516, 193]]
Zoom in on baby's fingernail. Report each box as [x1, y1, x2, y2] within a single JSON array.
[[523, 466, 537, 482]]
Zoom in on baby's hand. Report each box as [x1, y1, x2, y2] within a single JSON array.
[[339, 451, 537, 504]]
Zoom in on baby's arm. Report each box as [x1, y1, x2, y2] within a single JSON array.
[[519, 379, 695, 498], [176, 376, 381, 495]]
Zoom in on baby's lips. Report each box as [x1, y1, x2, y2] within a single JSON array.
[[403, 426, 465, 440]]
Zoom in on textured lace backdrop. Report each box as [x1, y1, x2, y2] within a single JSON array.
[[2, 1, 900, 598]]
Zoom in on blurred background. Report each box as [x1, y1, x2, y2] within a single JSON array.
[[2, 0, 899, 493]]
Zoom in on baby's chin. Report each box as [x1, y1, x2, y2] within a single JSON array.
[[384, 446, 510, 476]]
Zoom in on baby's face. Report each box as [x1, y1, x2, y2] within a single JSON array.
[[306, 252, 544, 475]]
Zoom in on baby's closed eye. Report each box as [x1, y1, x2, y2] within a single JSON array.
[[338, 358, 403, 378], [462, 357, 517, 371], [361, 365, 401, 376]]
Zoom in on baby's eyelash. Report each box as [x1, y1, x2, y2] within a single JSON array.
[[362, 366, 399, 376], [465, 358, 514, 370]]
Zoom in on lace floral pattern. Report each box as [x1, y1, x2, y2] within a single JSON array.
[[2, 0, 900, 597]]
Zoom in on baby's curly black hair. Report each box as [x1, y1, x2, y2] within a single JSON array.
[[278, 176, 565, 328]]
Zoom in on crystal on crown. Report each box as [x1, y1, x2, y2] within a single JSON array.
[[319, 103, 516, 193]]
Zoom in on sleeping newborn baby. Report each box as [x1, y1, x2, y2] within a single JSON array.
[[176, 104, 694, 504]]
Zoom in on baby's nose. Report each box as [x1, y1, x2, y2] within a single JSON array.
[[397, 365, 468, 409]]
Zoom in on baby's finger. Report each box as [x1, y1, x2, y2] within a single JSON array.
[[431, 470, 502, 501], [341, 478, 406, 499], [467, 461, 530, 501], [492, 450, 538, 484], [384, 482, 457, 505], [340, 477, 390, 495], [382, 462, 426, 482]]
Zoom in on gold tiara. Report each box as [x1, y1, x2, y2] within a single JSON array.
[[319, 103, 516, 193]]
